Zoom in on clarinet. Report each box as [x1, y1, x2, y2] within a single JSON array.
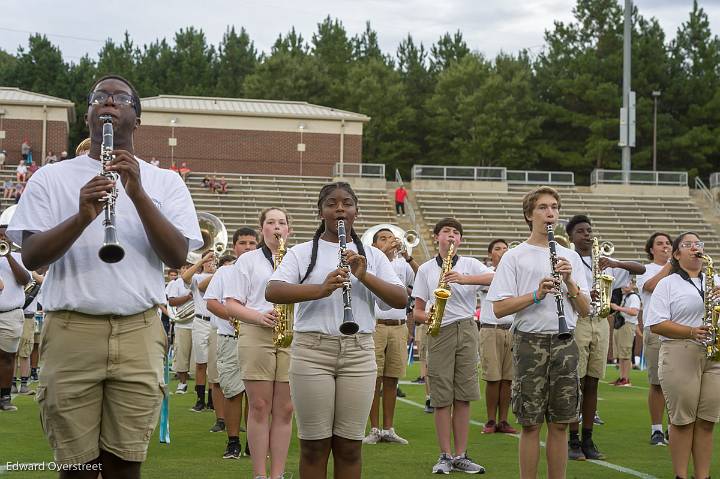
[[546, 224, 572, 339], [337, 219, 359, 335], [97, 115, 125, 263]]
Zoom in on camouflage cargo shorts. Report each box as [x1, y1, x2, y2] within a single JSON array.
[[511, 331, 581, 426]]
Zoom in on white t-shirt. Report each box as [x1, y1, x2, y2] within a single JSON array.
[[620, 293, 641, 325], [166, 277, 192, 330], [375, 257, 414, 320], [480, 267, 514, 325], [203, 265, 236, 336], [487, 242, 590, 333], [224, 248, 275, 318], [644, 272, 718, 341], [6, 155, 202, 315], [414, 255, 492, 327], [270, 238, 402, 335], [0, 252, 29, 311], [636, 262, 667, 318], [189, 273, 211, 317]]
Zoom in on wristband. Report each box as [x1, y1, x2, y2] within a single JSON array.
[[532, 291, 541, 304], [567, 291, 579, 299]]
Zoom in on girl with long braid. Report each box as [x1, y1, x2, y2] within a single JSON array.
[[266, 182, 407, 479]]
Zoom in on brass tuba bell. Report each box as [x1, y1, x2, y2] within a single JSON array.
[[0, 205, 21, 257], [360, 223, 420, 256], [187, 212, 228, 264]]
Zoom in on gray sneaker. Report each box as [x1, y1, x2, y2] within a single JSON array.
[[19, 384, 35, 395], [10, 383, 18, 395], [362, 427, 383, 444], [432, 453, 454, 474], [0, 395, 17, 412], [382, 428, 408, 444], [452, 453, 485, 474]]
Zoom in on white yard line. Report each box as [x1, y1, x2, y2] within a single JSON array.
[[397, 397, 659, 479]]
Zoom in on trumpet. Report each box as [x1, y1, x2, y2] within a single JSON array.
[[360, 224, 420, 257], [0, 205, 20, 257], [0, 239, 11, 257]]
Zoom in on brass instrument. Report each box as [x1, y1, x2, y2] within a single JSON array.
[[187, 212, 228, 264], [0, 239, 11, 257], [547, 224, 572, 339], [591, 237, 615, 318], [508, 240, 522, 249], [427, 240, 455, 337], [0, 205, 20, 256], [360, 223, 420, 257], [272, 234, 295, 347], [697, 253, 720, 360], [98, 116, 125, 263], [338, 220, 359, 335]]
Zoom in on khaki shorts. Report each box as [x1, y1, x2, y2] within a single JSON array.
[[192, 317, 211, 364], [217, 334, 245, 398], [237, 324, 290, 382], [479, 326, 513, 381], [207, 327, 219, 384], [37, 308, 166, 465], [643, 327, 661, 385], [173, 328, 193, 373], [374, 323, 408, 378], [416, 323, 428, 362], [512, 331, 581, 426], [575, 315, 609, 379], [659, 340, 720, 426], [18, 316, 36, 358], [612, 322, 635, 360], [427, 318, 480, 408], [290, 332, 376, 440], [0, 308, 23, 353]]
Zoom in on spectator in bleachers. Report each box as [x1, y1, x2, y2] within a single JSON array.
[[13, 183, 23, 204], [2, 180, 15, 200], [44, 151, 57, 165], [59, 151, 68, 162], [27, 161, 39, 180], [150, 157, 160, 167], [179, 162, 191, 182], [21, 139, 30, 164], [395, 185, 407, 217], [201, 175, 211, 188], [16, 161, 27, 183], [208, 175, 217, 192], [217, 177, 228, 194]]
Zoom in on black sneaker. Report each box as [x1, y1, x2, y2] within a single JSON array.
[[190, 399, 205, 412], [222, 441, 241, 459], [424, 398, 434, 414], [0, 395, 17, 412], [581, 439, 605, 460], [209, 419, 225, 433], [650, 430, 667, 446], [411, 376, 425, 384], [396, 387, 406, 398], [568, 438, 585, 461]]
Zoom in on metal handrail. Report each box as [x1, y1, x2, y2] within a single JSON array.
[[396, 168, 430, 259], [334, 162, 385, 178], [412, 164, 506, 182], [506, 170, 575, 185], [591, 169, 688, 186], [694, 177, 720, 215], [710, 172, 720, 189]]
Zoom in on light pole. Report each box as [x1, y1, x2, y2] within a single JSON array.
[[297, 124, 306, 176], [652, 91, 660, 171], [169, 118, 178, 168]]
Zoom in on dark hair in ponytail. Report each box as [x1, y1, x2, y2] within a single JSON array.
[[300, 182, 364, 283], [670, 231, 700, 275]]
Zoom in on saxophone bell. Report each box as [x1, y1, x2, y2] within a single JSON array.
[[427, 240, 455, 337]]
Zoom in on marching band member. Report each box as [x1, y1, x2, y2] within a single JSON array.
[[413, 217, 494, 474], [479, 239, 517, 435], [488, 186, 589, 479], [637, 232, 673, 445], [6, 75, 201, 476], [167, 262, 195, 395], [363, 228, 416, 446], [224, 208, 294, 478], [609, 279, 641, 386], [644, 232, 720, 479], [564, 214, 645, 460], [266, 182, 406, 479]]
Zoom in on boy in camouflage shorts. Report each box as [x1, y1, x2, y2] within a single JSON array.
[[487, 187, 590, 478]]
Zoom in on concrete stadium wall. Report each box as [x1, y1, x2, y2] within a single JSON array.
[[410, 179, 509, 192], [590, 184, 689, 197]]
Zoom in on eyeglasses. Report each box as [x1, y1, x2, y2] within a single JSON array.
[[680, 241, 704, 249], [88, 91, 135, 108]]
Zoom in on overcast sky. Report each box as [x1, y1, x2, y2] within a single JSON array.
[[1, 1, 718, 63]]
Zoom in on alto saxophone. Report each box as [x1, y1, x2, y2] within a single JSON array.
[[427, 241, 455, 337], [697, 253, 720, 360], [591, 237, 614, 318], [272, 234, 295, 347]]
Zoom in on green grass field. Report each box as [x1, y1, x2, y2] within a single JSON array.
[[2, 364, 719, 478]]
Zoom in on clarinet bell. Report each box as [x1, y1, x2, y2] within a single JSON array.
[[339, 309, 359, 335], [99, 226, 125, 263]]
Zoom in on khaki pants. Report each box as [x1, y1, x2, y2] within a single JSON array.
[[217, 335, 245, 398], [373, 323, 408, 378], [17, 316, 35, 358], [237, 323, 290, 382], [173, 327, 193, 373], [427, 318, 480, 408], [416, 323, 428, 362], [207, 327, 219, 384], [37, 308, 166, 465], [0, 308, 23, 353], [479, 326, 513, 381], [575, 315, 610, 379], [643, 327, 661, 385], [612, 322, 635, 360], [290, 332, 376, 440]]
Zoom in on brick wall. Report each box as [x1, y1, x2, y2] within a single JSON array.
[[133, 126, 362, 176], [0, 119, 68, 163]]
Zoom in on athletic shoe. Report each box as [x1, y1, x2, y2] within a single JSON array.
[[10, 383, 18, 395], [452, 453, 485, 474], [209, 419, 225, 433], [581, 439, 605, 460], [175, 383, 188, 395], [610, 377, 622, 386], [424, 398, 434, 414], [382, 428, 408, 444], [30, 371, 39, 382], [0, 395, 17, 412], [432, 453, 454, 474], [396, 387, 406, 398], [650, 430, 667, 446], [617, 378, 632, 387], [482, 420, 496, 434], [18, 384, 35, 395], [593, 413, 605, 425], [495, 421, 518, 434], [222, 441, 241, 459], [411, 376, 425, 384], [190, 399, 205, 412], [244, 442, 251, 457], [363, 427, 383, 444], [568, 438, 585, 461]]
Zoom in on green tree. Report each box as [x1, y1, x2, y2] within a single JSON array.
[[135, 39, 174, 96], [166, 27, 216, 96], [9, 34, 69, 99], [215, 27, 257, 98], [430, 31, 470, 73], [96, 32, 138, 87], [66, 55, 98, 149]]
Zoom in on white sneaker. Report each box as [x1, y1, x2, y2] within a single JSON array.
[[452, 453, 485, 474], [362, 427, 383, 444], [175, 383, 188, 395], [382, 428, 408, 444], [432, 453, 454, 474]]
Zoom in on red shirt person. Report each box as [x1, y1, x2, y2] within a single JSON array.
[[395, 185, 408, 216]]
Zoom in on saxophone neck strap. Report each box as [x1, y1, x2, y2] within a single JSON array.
[[677, 269, 704, 300], [435, 254, 459, 268], [261, 245, 275, 268]]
